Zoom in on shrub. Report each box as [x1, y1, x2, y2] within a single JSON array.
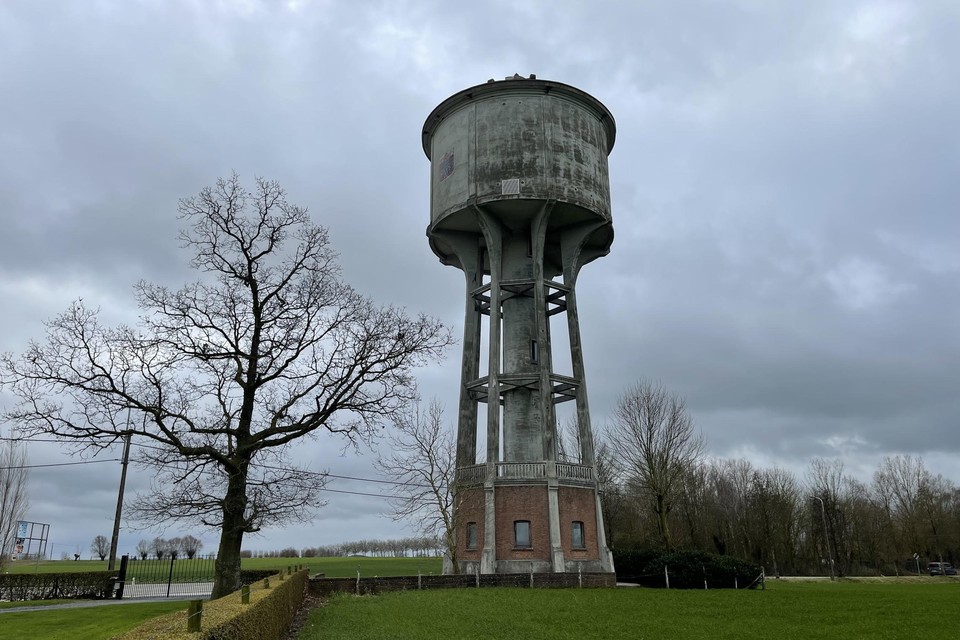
[[114, 570, 308, 640], [239, 569, 279, 584], [0, 571, 113, 601], [613, 549, 761, 589]]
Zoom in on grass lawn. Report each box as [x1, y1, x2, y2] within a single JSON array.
[[0, 600, 188, 640], [0, 599, 73, 609], [5, 555, 440, 578], [298, 580, 959, 640]]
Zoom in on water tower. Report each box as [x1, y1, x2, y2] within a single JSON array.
[[423, 75, 615, 574]]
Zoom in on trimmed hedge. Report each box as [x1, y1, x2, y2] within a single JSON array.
[[238, 569, 280, 585], [113, 570, 309, 640], [0, 571, 113, 601], [613, 549, 762, 589]]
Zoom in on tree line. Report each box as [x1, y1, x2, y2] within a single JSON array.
[[131, 535, 205, 560], [597, 381, 959, 576], [241, 536, 442, 559]]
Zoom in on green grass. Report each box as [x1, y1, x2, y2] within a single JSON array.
[[298, 580, 959, 640], [0, 600, 187, 639], [0, 599, 73, 609], [5, 555, 440, 578]]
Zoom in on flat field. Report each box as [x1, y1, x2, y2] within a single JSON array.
[[0, 600, 187, 640], [4, 555, 440, 577], [298, 580, 959, 640]]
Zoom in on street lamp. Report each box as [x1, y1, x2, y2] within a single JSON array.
[[810, 495, 835, 580]]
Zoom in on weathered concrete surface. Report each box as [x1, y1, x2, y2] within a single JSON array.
[[424, 76, 616, 575]]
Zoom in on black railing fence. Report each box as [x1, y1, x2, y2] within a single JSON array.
[[114, 554, 216, 598]]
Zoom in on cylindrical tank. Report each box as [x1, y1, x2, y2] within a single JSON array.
[[423, 76, 616, 277]]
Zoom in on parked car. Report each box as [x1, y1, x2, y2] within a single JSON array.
[[927, 562, 957, 576]]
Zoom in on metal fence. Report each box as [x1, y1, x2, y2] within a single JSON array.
[[115, 554, 214, 599]]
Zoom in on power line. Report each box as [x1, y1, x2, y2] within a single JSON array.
[[2, 434, 446, 493], [0, 458, 121, 471]]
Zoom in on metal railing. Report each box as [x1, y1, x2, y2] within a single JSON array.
[[115, 554, 215, 599], [456, 462, 594, 485]]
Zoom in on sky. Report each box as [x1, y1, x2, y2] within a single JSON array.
[[0, 0, 958, 558]]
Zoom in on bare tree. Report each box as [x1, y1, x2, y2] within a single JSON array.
[[807, 457, 847, 576], [152, 536, 167, 560], [91, 535, 109, 561], [1, 175, 452, 597], [135, 539, 151, 560], [181, 535, 203, 559], [375, 399, 459, 572], [606, 380, 704, 550], [0, 431, 29, 569], [165, 537, 182, 559]]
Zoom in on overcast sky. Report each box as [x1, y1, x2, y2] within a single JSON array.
[[1, 0, 958, 558]]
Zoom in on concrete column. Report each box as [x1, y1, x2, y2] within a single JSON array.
[[475, 206, 503, 575], [531, 202, 556, 462], [594, 489, 615, 572], [548, 479, 565, 572]]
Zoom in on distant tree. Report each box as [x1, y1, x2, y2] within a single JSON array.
[[91, 535, 109, 561], [375, 399, 459, 573], [807, 458, 847, 576], [165, 537, 182, 559], [135, 539, 151, 560], [181, 535, 203, 559], [0, 431, 29, 570], [152, 537, 167, 560], [606, 380, 704, 550], [0, 175, 451, 597]]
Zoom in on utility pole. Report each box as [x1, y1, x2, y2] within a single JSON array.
[[810, 495, 835, 580], [108, 430, 132, 572]]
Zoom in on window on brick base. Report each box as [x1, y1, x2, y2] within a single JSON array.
[[571, 521, 585, 549], [466, 522, 478, 550], [514, 520, 531, 548]]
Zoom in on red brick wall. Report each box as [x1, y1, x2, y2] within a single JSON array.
[[494, 485, 550, 561], [558, 486, 600, 561], [455, 484, 604, 568], [455, 487, 485, 562]]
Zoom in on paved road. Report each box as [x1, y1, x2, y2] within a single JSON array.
[[0, 595, 201, 614], [121, 581, 213, 599]]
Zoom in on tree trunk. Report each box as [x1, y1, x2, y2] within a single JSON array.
[[655, 494, 673, 550], [211, 466, 248, 599]]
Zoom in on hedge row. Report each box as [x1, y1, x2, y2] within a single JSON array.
[[238, 569, 279, 585], [0, 571, 113, 601], [613, 549, 762, 589], [114, 570, 309, 640]]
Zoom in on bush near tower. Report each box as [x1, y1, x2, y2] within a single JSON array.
[[613, 549, 762, 589]]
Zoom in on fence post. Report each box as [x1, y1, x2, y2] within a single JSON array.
[[664, 565, 670, 589], [241, 584, 250, 604], [166, 556, 176, 598], [187, 599, 203, 632], [115, 555, 129, 600]]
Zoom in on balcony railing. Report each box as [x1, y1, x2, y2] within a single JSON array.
[[456, 462, 595, 486]]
